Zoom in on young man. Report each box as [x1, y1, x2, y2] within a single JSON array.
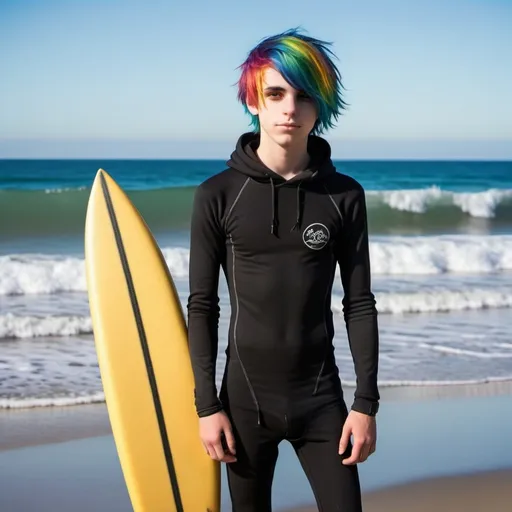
[[187, 28, 379, 512]]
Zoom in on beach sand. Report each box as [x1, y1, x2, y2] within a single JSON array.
[[3, 380, 512, 451], [1, 382, 512, 511], [286, 469, 512, 512]]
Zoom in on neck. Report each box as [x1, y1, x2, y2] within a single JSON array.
[[255, 130, 310, 180]]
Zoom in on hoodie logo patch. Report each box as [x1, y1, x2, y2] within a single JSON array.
[[303, 223, 330, 250]]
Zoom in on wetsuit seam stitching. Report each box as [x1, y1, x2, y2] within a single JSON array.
[[313, 254, 337, 395], [224, 177, 250, 232], [322, 183, 343, 225], [229, 233, 261, 425]]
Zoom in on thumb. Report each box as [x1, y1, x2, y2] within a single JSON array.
[[338, 424, 351, 455], [223, 424, 236, 455]]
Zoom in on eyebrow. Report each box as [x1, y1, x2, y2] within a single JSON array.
[[263, 86, 287, 92], [263, 86, 308, 95]]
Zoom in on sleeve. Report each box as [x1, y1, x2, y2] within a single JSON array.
[[187, 183, 225, 417], [335, 184, 380, 414]]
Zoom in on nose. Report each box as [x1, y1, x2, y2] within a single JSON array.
[[282, 94, 298, 116]]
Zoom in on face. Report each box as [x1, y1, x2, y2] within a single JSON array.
[[247, 67, 318, 147]]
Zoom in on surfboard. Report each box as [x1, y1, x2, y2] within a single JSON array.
[[84, 169, 220, 512]]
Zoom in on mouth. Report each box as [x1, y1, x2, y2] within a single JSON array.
[[277, 123, 301, 128]]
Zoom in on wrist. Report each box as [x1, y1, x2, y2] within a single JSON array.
[[351, 397, 379, 417], [197, 401, 223, 418]]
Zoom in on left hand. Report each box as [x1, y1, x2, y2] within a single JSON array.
[[338, 410, 377, 465]]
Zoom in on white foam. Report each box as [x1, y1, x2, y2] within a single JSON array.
[[0, 254, 86, 295], [3, 377, 512, 410], [0, 392, 105, 409], [369, 234, 512, 275], [160, 247, 190, 278], [340, 376, 512, 387], [44, 186, 87, 194], [2, 288, 510, 338], [1, 235, 512, 297], [452, 189, 512, 218], [0, 313, 93, 339], [333, 288, 512, 315], [368, 186, 512, 218], [0, 247, 190, 296], [418, 344, 512, 359], [1, 303, 512, 409], [6, 289, 506, 340]]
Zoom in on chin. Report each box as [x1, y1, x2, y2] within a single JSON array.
[[270, 129, 308, 148]]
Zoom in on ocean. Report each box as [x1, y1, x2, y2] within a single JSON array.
[[1, 158, 512, 409]]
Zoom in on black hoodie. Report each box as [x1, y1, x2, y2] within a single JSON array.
[[187, 132, 379, 422]]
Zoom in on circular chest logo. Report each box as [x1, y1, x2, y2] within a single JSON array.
[[302, 223, 330, 250]]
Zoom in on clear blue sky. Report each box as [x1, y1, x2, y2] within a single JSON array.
[[1, 0, 511, 159]]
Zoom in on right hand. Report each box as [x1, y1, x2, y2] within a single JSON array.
[[199, 411, 237, 463]]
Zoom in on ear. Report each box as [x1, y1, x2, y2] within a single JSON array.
[[247, 102, 259, 116]]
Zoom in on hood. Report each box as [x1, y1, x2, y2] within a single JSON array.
[[226, 132, 336, 236], [226, 132, 336, 184]]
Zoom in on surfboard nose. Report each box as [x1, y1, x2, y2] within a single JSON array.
[[95, 168, 108, 180]]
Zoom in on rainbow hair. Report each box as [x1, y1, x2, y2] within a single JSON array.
[[236, 28, 347, 135]]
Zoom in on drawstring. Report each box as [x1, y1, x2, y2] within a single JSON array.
[[269, 177, 304, 235], [291, 182, 303, 232], [270, 177, 278, 235]]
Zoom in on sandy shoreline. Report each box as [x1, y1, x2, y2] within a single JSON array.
[[1, 381, 512, 511], [0, 401, 111, 451], [285, 469, 512, 512], [3, 380, 512, 451]]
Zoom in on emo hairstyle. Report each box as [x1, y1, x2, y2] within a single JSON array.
[[236, 28, 347, 135]]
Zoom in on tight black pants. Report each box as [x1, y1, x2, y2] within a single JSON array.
[[219, 360, 363, 512]]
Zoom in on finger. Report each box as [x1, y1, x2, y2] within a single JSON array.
[[219, 434, 237, 463], [358, 443, 371, 463], [206, 439, 224, 461], [343, 440, 364, 465], [369, 442, 377, 455], [221, 453, 237, 463], [223, 427, 237, 455], [211, 440, 225, 462], [205, 442, 219, 461], [338, 427, 351, 455]]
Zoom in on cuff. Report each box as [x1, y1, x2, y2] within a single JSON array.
[[197, 401, 223, 418], [351, 397, 379, 416]]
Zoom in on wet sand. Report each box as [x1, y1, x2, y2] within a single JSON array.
[[286, 469, 512, 512], [1, 381, 512, 511]]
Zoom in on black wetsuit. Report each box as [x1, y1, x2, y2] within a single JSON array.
[[187, 132, 379, 511]]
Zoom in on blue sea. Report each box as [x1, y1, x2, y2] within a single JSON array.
[[1, 158, 512, 408]]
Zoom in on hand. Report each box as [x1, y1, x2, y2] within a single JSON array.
[[199, 411, 237, 463], [338, 410, 377, 465]]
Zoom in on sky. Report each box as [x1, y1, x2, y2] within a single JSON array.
[[1, 0, 511, 159]]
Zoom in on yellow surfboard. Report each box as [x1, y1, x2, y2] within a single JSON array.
[[84, 169, 220, 512]]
